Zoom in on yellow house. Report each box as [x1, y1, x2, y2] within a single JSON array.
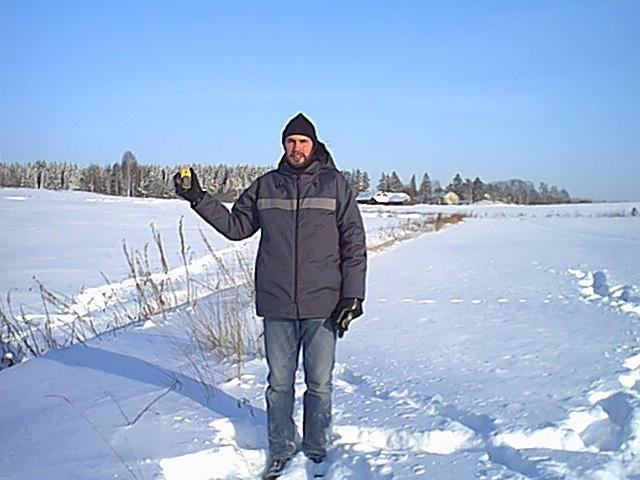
[[444, 191, 460, 205]]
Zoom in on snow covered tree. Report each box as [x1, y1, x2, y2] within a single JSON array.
[[538, 182, 550, 204], [35, 160, 47, 189], [0, 160, 572, 204], [360, 170, 370, 192], [120, 151, 139, 197]]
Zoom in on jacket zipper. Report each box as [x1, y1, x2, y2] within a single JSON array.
[[294, 175, 300, 318]]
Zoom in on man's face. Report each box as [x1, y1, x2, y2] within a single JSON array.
[[285, 135, 314, 168]]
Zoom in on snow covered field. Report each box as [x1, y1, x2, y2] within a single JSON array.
[[1, 187, 640, 479], [0, 188, 421, 314], [360, 202, 638, 219]]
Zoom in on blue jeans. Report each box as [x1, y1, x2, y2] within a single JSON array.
[[263, 316, 337, 460]]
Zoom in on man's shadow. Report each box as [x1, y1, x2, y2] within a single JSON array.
[[48, 343, 267, 450]]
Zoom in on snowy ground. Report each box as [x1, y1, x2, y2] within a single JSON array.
[[1, 188, 640, 479], [0, 187, 249, 312]]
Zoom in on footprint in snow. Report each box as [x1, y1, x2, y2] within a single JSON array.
[[334, 423, 475, 456], [570, 268, 640, 317], [618, 353, 640, 389]]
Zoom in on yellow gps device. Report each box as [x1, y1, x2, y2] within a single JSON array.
[[179, 168, 192, 190]]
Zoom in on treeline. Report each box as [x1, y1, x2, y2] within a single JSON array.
[[0, 154, 572, 205], [376, 171, 572, 204], [0, 152, 270, 202]]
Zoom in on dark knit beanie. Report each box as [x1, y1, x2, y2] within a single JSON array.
[[281, 113, 318, 145]]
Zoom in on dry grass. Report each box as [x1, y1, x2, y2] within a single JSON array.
[[0, 221, 263, 375], [434, 213, 465, 231], [368, 213, 465, 252]]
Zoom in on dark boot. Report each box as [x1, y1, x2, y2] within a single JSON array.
[[308, 454, 328, 478], [263, 457, 290, 479]]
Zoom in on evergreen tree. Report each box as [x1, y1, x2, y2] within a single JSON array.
[[361, 171, 370, 192], [377, 173, 390, 191], [406, 174, 418, 199], [388, 171, 404, 191], [432, 180, 444, 204], [418, 172, 433, 204], [463, 177, 473, 203], [472, 176, 485, 202], [341, 169, 362, 196], [350, 168, 371, 193], [448, 173, 464, 196]]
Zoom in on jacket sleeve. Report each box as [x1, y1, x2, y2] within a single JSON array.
[[192, 179, 260, 241], [336, 174, 367, 300]]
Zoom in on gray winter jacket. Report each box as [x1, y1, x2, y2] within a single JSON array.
[[192, 148, 367, 319]]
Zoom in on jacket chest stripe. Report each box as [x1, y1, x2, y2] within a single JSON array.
[[257, 198, 296, 210], [299, 198, 336, 211], [257, 197, 336, 211]]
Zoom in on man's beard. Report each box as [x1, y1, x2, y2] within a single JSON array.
[[287, 151, 311, 169]]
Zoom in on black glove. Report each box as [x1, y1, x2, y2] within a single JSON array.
[[173, 167, 206, 206], [332, 298, 363, 338]]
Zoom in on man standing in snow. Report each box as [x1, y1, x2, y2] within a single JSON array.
[[174, 113, 367, 478]]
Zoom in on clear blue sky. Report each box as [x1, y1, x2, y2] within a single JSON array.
[[1, 1, 638, 200]]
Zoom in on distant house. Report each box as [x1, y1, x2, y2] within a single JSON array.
[[356, 191, 411, 205], [356, 191, 374, 204], [443, 191, 460, 205]]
